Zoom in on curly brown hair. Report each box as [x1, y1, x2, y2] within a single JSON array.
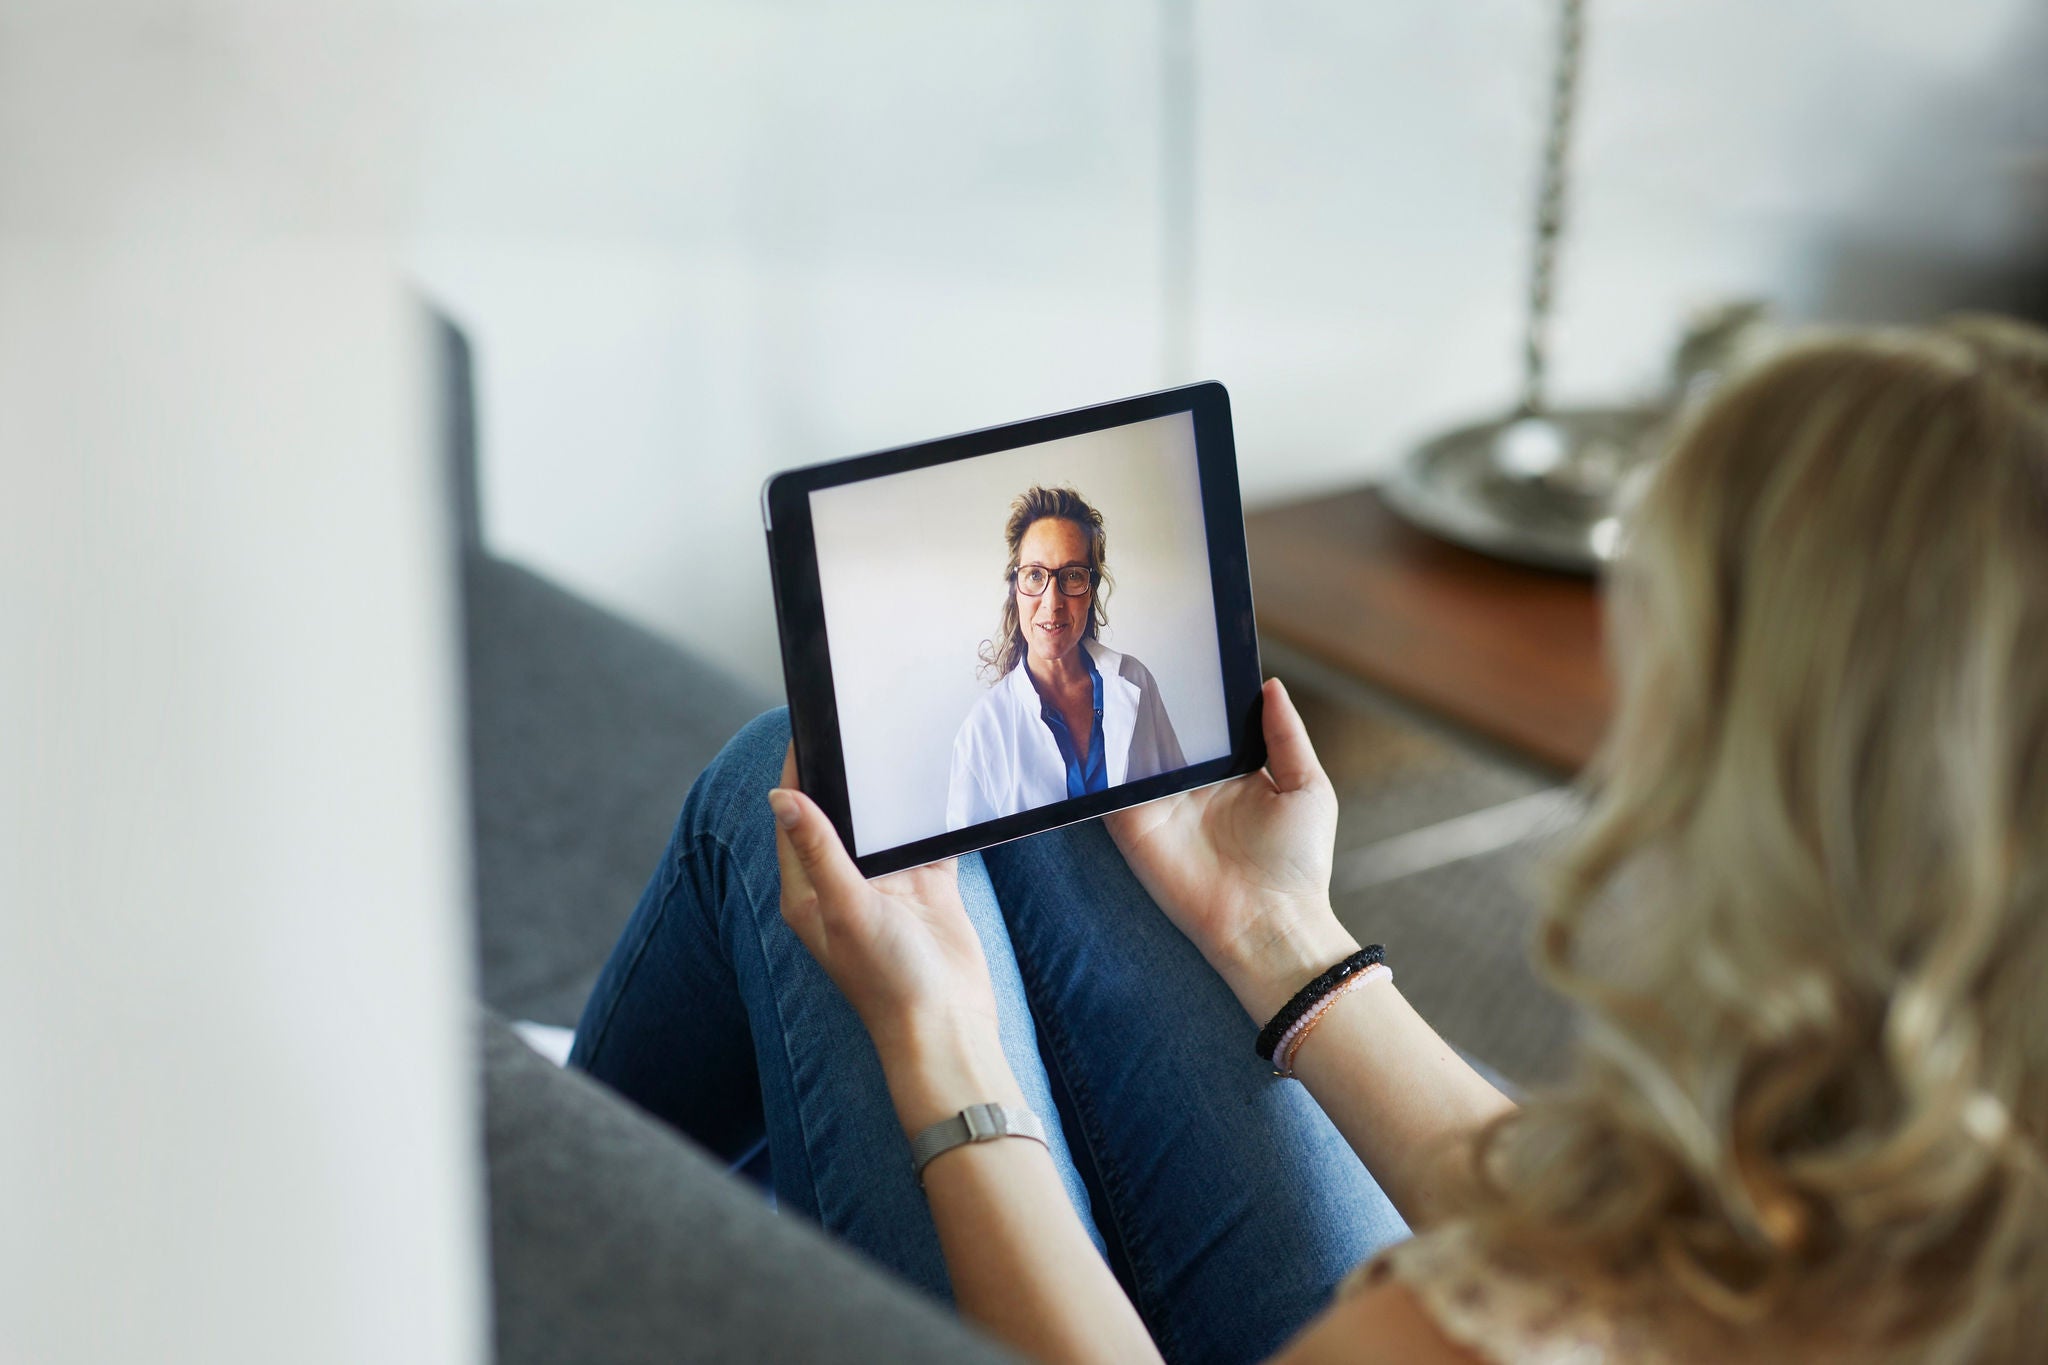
[[975, 486, 1114, 684]]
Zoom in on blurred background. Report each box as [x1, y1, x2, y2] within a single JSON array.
[[405, 0, 2048, 691]]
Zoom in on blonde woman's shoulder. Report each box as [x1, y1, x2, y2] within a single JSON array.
[[1268, 1222, 1730, 1365], [1270, 1271, 1486, 1365]]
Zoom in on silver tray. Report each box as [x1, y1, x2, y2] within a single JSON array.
[[1380, 405, 1666, 575]]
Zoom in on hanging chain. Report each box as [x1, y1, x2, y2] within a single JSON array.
[[1519, 0, 1586, 417]]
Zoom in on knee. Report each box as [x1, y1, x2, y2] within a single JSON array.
[[677, 708, 791, 847]]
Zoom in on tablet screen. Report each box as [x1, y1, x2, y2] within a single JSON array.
[[807, 409, 1233, 856], [765, 382, 1262, 876]]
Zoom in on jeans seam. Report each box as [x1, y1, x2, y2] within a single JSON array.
[[572, 837, 691, 1070], [715, 825, 827, 1221], [1030, 970, 1184, 1365]]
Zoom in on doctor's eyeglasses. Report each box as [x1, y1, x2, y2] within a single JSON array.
[[1014, 563, 1095, 598]]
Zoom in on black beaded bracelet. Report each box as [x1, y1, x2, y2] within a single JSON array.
[[1255, 945, 1386, 1062]]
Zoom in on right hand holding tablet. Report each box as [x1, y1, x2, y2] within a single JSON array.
[[1104, 677, 1361, 1025]]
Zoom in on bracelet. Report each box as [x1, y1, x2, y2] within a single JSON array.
[[1255, 945, 1386, 1062], [1273, 963, 1391, 1077], [908, 1102, 1049, 1184]]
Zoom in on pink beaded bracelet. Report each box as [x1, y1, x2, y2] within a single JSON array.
[[1272, 963, 1391, 1078]]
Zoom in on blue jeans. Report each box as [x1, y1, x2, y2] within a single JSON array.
[[570, 711, 1407, 1365]]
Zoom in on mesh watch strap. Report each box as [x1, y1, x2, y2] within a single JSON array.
[[909, 1102, 1049, 1183]]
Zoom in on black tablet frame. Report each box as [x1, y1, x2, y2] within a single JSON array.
[[762, 381, 1264, 877]]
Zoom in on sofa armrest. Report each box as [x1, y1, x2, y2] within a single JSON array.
[[480, 1011, 1015, 1365]]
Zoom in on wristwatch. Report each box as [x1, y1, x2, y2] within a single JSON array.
[[909, 1102, 1049, 1183]]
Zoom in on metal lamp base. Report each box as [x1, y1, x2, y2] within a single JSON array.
[[1380, 406, 1666, 575]]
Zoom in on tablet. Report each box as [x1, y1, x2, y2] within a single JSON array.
[[762, 381, 1264, 877]]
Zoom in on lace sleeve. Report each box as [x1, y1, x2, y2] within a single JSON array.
[[1345, 1223, 1687, 1365]]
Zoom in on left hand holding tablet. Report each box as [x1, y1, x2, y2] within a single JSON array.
[[769, 744, 1026, 1135]]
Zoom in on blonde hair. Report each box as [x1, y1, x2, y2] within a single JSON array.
[[975, 486, 1112, 683], [1464, 316, 2048, 1359]]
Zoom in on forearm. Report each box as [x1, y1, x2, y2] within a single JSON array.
[[1209, 913, 1514, 1230], [1286, 978, 1513, 1227], [880, 1028, 1164, 1365]]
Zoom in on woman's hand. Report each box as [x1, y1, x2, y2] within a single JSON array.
[[769, 745, 1024, 1134], [1104, 678, 1358, 1024]]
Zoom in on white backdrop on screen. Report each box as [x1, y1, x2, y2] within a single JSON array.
[[810, 411, 1230, 855]]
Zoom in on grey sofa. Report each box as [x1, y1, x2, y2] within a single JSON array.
[[443, 317, 1015, 1364]]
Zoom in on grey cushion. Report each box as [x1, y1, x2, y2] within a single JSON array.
[[481, 1013, 1016, 1365], [463, 552, 770, 1026], [436, 311, 484, 555]]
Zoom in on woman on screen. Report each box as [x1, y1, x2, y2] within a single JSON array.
[[946, 486, 1185, 830]]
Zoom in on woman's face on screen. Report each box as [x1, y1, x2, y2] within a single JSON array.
[[1015, 516, 1092, 668]]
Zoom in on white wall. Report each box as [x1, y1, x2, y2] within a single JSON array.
[[405, 0, 2048, 696], [810, 411, 1230, 853], [2, 10, 484, 1364]]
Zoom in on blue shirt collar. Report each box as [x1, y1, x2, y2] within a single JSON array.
[[1035, 641, 1107, 799]]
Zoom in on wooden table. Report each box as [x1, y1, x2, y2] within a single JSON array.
[[1246, 486, 1611, 774]]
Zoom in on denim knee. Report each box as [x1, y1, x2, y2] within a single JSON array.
[[677, 708, 792, 850]]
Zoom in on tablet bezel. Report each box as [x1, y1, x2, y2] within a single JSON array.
[[762, 380, 1265, 877]]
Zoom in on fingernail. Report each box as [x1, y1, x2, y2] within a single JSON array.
[[767, 790, 800, 829]]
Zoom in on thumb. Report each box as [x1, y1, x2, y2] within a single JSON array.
[[769, 787, 870, 911], [1260, 677, 1328, 795]]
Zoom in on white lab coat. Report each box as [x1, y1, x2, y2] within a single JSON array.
[[946, 639, 1185, 830]]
